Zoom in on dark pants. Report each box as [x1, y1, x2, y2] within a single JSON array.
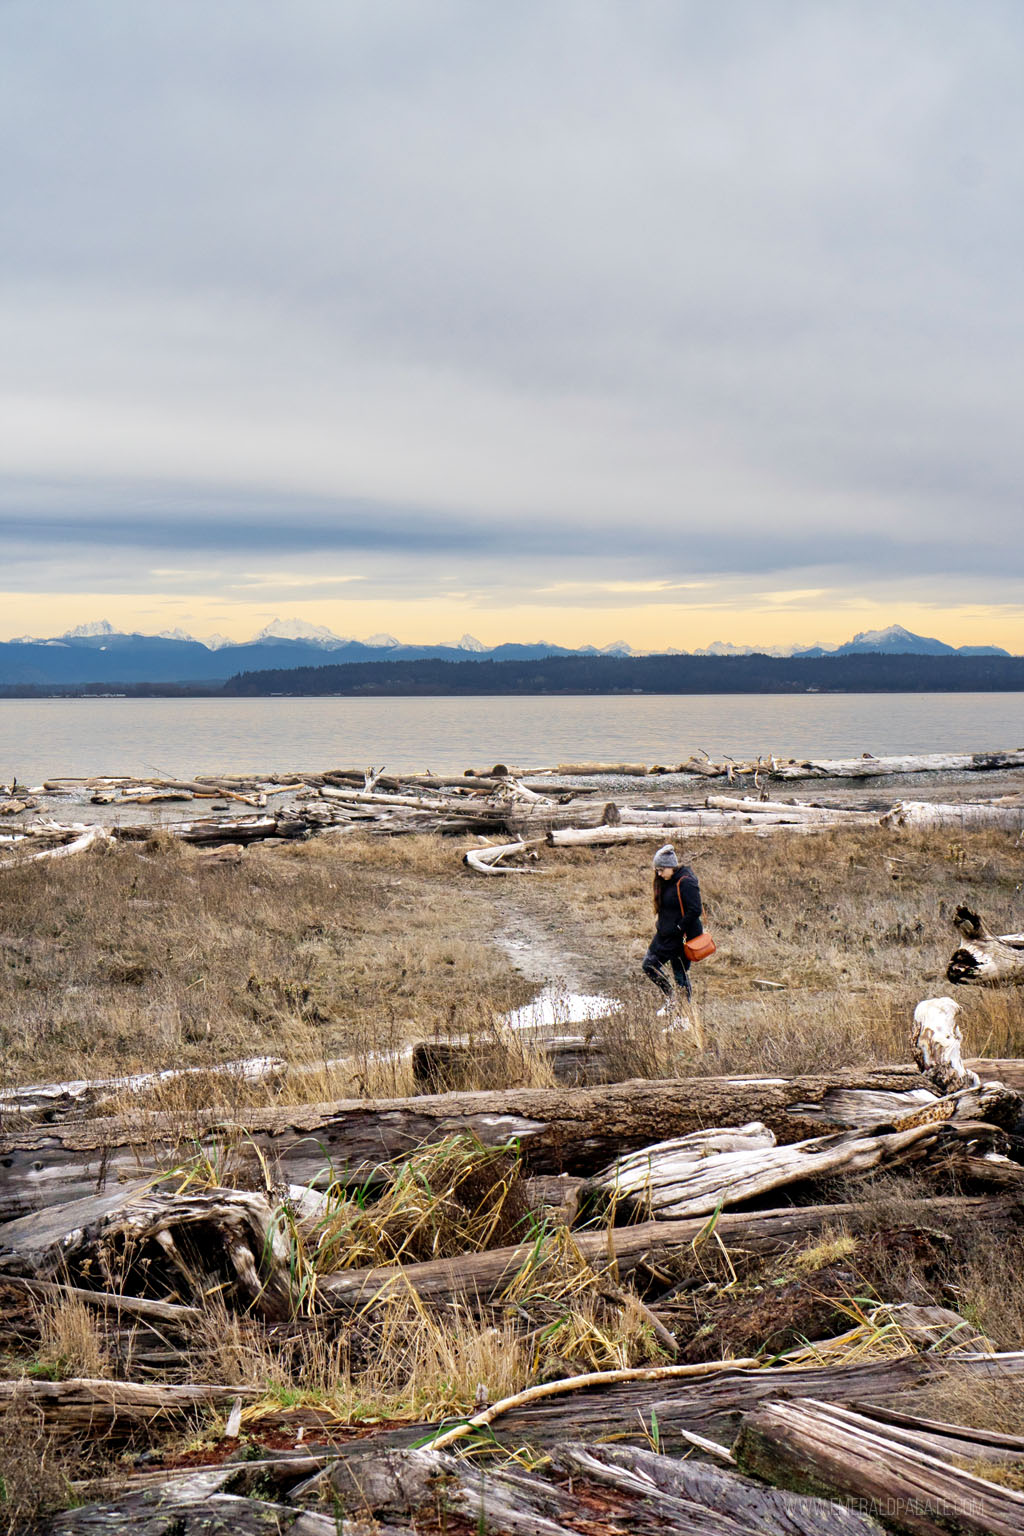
[[642, 935, 692, 1000]]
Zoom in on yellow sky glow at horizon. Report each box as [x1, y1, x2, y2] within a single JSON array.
[[2, 591, 1021, 655]]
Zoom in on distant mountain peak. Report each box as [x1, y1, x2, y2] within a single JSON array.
[[361, 633, 400, 648], [63, 619, 117, 639], [849, 624, 919, 646], [253, 617, 350, 646], [457, 633, 485, 652]]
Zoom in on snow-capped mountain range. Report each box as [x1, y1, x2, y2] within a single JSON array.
[[0, 620, 1011, 688]]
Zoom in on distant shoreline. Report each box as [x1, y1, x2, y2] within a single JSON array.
[[2, 651, 1024, 698]]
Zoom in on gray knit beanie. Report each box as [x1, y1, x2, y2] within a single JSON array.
[[652, 844, 679, 869]]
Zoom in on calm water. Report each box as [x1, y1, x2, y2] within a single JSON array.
[[2, 693, 1023, 784]]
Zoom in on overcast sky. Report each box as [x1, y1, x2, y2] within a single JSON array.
[[2, 1, 1022, 649]]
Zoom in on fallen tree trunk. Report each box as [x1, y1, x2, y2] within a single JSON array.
[[883, 799, 1024, 832], [735, 1397, 1024, 1536], [589, 1120, 953, 1220], [704, 796, 873, 820], [364, 1353, 1024, 1457], [947, 905, 1024, 985], [0, 1067, 942, 1222], [317, 1194, 1018, 1311], [769, 750, 1024, 780], [551, 1441, 881, 1536], [0, 1055, 286, 1124], [0, 1185, 296, 1317], [0, 1377, 256, 1428]]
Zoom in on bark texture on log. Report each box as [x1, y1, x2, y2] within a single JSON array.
[[0, 1377, 256, 1427], [552, 1442, 883, 1536], [735, 1397, 1024, 1536], [44, 1477, 338, 1535], [0, 1068, 937, 1221], [326, 1442, 883, 1536]]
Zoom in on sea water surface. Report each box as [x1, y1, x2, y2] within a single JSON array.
[[2, 693, 1023, 784]]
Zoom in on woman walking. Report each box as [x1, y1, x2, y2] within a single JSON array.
[[642, 843, 703, 1016]]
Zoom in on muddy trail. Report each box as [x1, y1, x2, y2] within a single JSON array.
[[468, 876, 626, 998]]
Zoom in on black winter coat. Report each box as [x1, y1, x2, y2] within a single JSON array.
[[654, 865, 703, 943]]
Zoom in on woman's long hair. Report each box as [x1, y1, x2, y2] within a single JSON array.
[[652, 871, 665, 914]]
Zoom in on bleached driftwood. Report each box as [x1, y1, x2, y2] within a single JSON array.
[[704, 796, 874, 822], [947, 905, 1024, 985], [0, 823, 111, 868], [590, 1120, 951, 1220], [882, 799, 1024, 831], [321, 1442, 881, 1536], [770, 750, 1024, 779], [735, 1398, 1024, 1536], [0, 1377, 259, 1429], [913, 996, 980, 1093], [48, 1478, 340, 1534], [462, 838, 541, 875]]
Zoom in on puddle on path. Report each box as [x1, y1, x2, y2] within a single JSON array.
[[501, 986, 623, 1034]]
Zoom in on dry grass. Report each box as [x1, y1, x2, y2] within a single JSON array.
[[0, 1416, 85, 1536], [0, 832, 530, 1090], [2, 821, 1022, 1097], [311, 1135, 531, 1272], [31, 1295, 110, 1381], [537, 826, 1024, 1074]]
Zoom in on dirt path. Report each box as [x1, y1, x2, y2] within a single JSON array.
[[466, 877, 625, 997]]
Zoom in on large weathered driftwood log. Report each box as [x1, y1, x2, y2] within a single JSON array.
[[0, 1055, 286, 1125], [704, 796, 873, 821], [735, 1397, 1024, 1536], [317, 1194, 1018, 1311], [551, 1442, 882, 1536], [0, 1067, 943, 1222], [947, 905, 1024, 985], [0, 1185, 295, 1318], [883, 798, 1024, 832], [321, 1442, 882, 1536], [769, 750, 1024, 780], [46, 1483, 338, 1536], [589, 1120, 953, 1220]]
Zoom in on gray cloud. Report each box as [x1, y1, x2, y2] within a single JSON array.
[[2, 1, 1023, 617]]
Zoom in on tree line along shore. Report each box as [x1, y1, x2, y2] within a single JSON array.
[[3, 649, 1024, 696]]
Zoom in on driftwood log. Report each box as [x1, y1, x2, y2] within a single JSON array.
[[0, 1185, 295, 1318], [317, 1193, 1019, 1311], [322, 1442, 882, 1536], [947, 905, 1024, 985], [912, 996, 980, 1092], [735, 1397, 1024, 1536], [0, 1377, 256, 1429], [883, 798, 1024, 832], [588, 1119, 959, 1220], [0, 1067, 950, 1222], [768, 750, 1024, 780]]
